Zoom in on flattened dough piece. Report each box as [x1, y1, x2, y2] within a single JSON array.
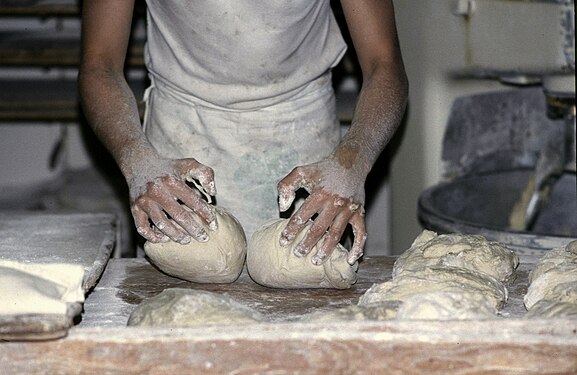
[[247, 219, 358, 289], [359, 267, 508, 311], [127, 289, 263, 327], [393, 230, 519, 283], [299, 302, 400, 323], [395, 290, 498, 320], [144, 206, 246, 283], [0, 260, 84, 315]]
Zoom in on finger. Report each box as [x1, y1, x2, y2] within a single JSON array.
[[164, 202, 209, 243], [279, 193, 324, 246], [177, 159, 217, 196], [131, 205, 168, 243], [347, 209, 367, 265], [294, 205, 338, 259], [143, 200, 192, 244], [171, 181, 217, 231], [277, 167, 307, 212], [312, 210, 351, 266]]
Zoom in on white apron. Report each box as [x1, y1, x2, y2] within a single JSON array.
[[142, 1, 346, 237]]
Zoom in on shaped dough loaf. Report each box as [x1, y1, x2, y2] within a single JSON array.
[[144, 206, 246, 283], [247, 219, 358, 289]]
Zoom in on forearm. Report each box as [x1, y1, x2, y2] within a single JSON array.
[[334, 63, 408, 177], [78, 66, 156, 178]]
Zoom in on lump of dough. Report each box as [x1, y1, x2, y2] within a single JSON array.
[[359, 267, 508, 310], [524, 270, 577, 309], [127, 288, 263, 327], [395, 290, 498, 320], [299, 302, 400, 323], [528, 241, 577, 283], [246, 219, 358, 289], [144, 206, 246, 284], [525, 300, 577, 319], [393, 230, 519, 283], [524, 240, 577, 310]]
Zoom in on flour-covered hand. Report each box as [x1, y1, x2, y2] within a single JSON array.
[[277, 155, 367, 266], [127, 154, 217, 244]]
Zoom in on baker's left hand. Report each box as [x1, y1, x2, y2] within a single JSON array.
[[277, 157, 367, 266]]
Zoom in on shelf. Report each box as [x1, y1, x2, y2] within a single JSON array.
[[0, 30, 144, 67], [0, 78, 146, 122]]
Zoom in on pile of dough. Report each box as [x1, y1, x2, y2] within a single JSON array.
[[0, 260, 84, 316], [524, 240, 577, 318], [127, 288, 264, 327], [298, 302, 400, 323], [393, 230, 519, 283], [246, 219, 358, 289], [144, 206, 246, 283], [357, 230, 517, 320]]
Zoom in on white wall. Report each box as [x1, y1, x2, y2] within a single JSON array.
[[391, 0, 504, 253]]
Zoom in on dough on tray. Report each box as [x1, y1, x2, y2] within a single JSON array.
[[246, 219, 358, 289], [393, 230, 519, 283], [0, 260, 84, 316], [127, 288, 263, 327], [144, 206, 246, 284]]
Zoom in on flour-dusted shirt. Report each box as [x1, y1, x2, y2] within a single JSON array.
[[144, 0, 347, 110]]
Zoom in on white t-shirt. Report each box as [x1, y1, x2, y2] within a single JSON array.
[[144, 0, 347, 110]]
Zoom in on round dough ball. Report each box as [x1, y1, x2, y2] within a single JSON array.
[[246, 219, 358, 289], [144, 206, 246, 284]]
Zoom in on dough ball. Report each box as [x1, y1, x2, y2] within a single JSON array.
[[127, 288, 263, 327], [247, 219, 358, 289], [393, 230, 519, 283], [144, 206, 246, 284]]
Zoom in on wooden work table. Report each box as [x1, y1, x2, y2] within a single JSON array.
[[2, 255, 577, 374]]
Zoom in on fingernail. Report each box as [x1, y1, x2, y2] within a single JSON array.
[[279, 236, 289, 247], [348, 253, 362, 265], [294, 243, 307, 257], [209, 220, 218, 231], [197, 231, 209, 242], [179, 236, 192, 245], [312, 255, 324, 266]]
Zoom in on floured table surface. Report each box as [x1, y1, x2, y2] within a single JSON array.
[[80, 255, 536, 327], [0, 212, 116, 340], [5, 255, 577, 375]]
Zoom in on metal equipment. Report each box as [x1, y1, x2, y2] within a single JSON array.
[[419, 0, 576, 252]]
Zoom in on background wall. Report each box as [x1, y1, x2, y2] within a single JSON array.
[[391, 0, 504, 254]]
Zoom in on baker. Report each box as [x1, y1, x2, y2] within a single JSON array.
[[78, 0, 408, 266]]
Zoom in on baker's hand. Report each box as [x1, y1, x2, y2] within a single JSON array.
[[277, 157, 367, 266], [127, 156, 217, 244]]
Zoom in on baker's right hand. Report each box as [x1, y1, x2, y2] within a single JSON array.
[[126, 156, 217, 244]]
